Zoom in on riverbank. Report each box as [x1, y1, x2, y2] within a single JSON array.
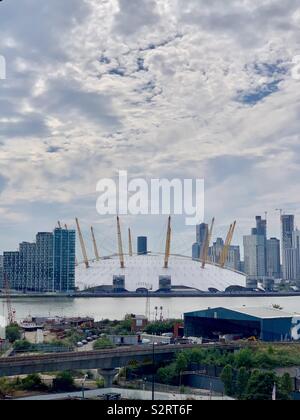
[[1, 291, 300, 299]]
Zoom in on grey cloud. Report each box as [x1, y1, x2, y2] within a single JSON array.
[[34, 79, 121, 129], [114, 0, 160, 36], [0, 0, 91, 61], [0, 175, 7, 194]]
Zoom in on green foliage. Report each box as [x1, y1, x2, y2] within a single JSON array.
[[236, 367, 250, 399], [5, 324, 21, 343], [157, 363, 178, 385], [245, 370, 276, 400], [113, 318, 132, 335], [18, 374, 48, 392], [0, 378, 11, 399], [220, 365, 235, 396], [175, 352, 189, 373], [279, 373, 293, 399], [96, 378, 105, 389], [144, 320, 176, 335], [52, 371, 76, 392], [234, 349, 255, 369], [13, 340, 33, 352], [93, 337, 115, 350], [63, 329, 85, 346]]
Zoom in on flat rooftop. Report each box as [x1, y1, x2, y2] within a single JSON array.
[[185, 307, 300, 320], [233, 307, 298, 319]]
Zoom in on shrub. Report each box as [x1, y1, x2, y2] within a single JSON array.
[[93, 337, 115, 350], [52, 371, 76, 392]]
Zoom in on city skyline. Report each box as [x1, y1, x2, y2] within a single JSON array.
[[1, 1, 300, 254]]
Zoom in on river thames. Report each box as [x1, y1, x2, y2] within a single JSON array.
[[0, 296, 300, 322]]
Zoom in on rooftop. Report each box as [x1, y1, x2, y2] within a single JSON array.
[[185, 306, 300, 320], [233, 307, 298, 319]]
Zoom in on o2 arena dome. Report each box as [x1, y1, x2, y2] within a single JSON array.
[[75, 216, 246, 293], [76, 253, 246, 292]]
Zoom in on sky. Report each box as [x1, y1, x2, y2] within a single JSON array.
[[1, 0, 300, 258]]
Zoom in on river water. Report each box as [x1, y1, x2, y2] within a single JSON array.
[[0, 296, 300, 322]]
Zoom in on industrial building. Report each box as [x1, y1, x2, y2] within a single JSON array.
[[184, 307, 300, 342]]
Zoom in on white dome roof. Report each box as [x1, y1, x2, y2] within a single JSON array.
[[76, 254, 246, 292]]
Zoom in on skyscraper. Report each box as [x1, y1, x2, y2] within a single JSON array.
[[192, 223, 208, 260], [209, 238, 224, 264], [53, 228, 76, 292], [19, 242, 36, 291], [192, 242, 201, 260], [227, 245, 242, 272], [0, 255, 3, 288], [243, 234, 266, 279], [281, 215, 295, 281], [36, 232, 54, 292], [266, 238, 281, 279], [137, 237, 148, 255], [255, 216, 267, 238]]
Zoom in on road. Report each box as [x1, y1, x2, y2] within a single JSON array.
[[15, 387, 232, 401]]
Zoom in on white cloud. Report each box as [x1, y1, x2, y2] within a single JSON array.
[[1, 0, 300, 252]]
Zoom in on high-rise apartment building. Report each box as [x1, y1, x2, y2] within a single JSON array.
[[281, 215, 295, 281], [243, 234, 266, 279], [192, 223, 208, 260], [53, 228, 76, 292], [3, 228, 76, 293], [266, 238, 281, 279]]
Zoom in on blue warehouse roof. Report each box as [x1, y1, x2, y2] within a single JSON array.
[[184, 307, 297, 321]]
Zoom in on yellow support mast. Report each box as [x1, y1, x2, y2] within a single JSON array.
[[117, 216, 125, 269], [164, 216, 172, 269], [75, 217, 89, 269], [128, 228, 133, 257], [202, 217, 215, 269], [91, 226, 100, 262], [220, 221, 236, 268]]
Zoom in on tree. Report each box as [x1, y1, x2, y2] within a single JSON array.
[[175, 352, 189, 374], [0, 378, 11, 399], [13, 340, 32, 352], [236, 367, 250, 399], [20, 374, 48, 391], [245, 370, 276, 400], [157, 363, 178, 385], [279, 373, 293, 400], [220, 365, 235, 396], [5, 324, 21, 343], [234, 349, 254, 369], [52, 371, 76, 392], [93, 337, 115, 350]]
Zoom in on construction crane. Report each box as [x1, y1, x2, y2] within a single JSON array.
[[75, 218, 89, 269], [91, 226, 100, 262], [219, 221, 237, 268], [164, 216, 172, 269], [201, 217, 215, 269], [4, 274, 16, 325], [128, 228, 133, 257], [117, 216, 125, 269]]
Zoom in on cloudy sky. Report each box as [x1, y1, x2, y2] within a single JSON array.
[[1, 0, 300, 257]]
